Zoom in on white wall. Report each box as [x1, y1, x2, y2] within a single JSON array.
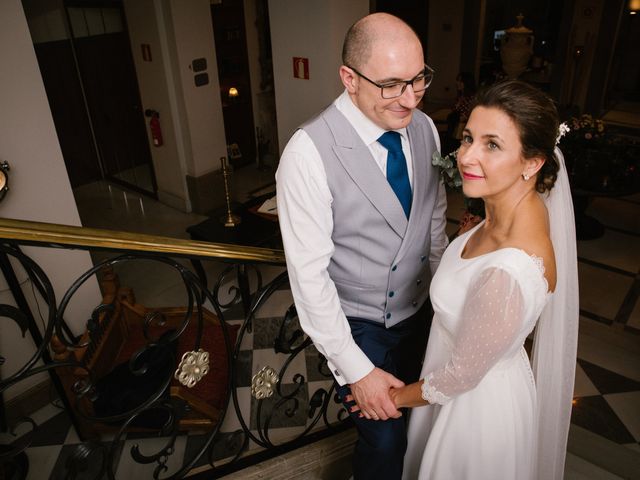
[[0, 0, 101, 400], [427, 0, 465, 104], [125, 0, 227, 210], [268, 0, 368, 153], [25, 0, 229, 213], [23, 0, 195, 212], [124, 0, 191, 211], [167, 0, 227, 178]]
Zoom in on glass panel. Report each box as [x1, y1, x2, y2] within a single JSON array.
[[67, 7, 88, 38], [84, 7, 105, 37], [102, 8, 123, 34]]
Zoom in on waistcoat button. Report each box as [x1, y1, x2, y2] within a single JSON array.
[[386, 313, 391, 319], [389, 291, 394, 297]]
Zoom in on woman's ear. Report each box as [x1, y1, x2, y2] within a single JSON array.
[[339, 65, 358, 93], [524, 156, 545, 179]]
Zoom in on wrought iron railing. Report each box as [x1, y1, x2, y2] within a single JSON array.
[[0, 218, 350, 479]]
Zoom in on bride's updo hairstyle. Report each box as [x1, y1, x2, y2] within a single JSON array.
[[474, 80, 560, 193]]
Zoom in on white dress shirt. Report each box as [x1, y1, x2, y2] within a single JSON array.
[[276, 90, 443, 385]]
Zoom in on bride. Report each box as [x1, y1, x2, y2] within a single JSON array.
[[386, 80, 578, 479]]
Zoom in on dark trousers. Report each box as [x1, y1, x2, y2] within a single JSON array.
[[337, 304, 431, 480]]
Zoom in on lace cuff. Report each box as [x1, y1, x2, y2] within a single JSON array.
[[421, 373, 451, 405]]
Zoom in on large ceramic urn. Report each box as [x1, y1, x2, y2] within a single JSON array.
[[500, 14, 534, 78]]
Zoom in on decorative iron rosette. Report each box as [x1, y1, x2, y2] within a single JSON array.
[[251, 366, 280, 399], [174, 349, 210, 388]]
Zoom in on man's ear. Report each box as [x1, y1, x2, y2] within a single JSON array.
[[339, 65, 358, 93]]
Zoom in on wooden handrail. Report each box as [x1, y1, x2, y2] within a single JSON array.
[[0, 217, 285, 264]]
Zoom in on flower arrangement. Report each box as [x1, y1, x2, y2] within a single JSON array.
[[557, 114, 639, 192], [569, 114, 605, 140], [557, 114, 605, 158]]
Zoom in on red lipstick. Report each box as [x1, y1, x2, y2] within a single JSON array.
[[462, 172, 485, 180]]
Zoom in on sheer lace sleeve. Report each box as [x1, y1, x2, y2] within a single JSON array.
[[422, 266, 526, 404]]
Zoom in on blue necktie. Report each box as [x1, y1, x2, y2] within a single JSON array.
[[378, 131, 412, 218]]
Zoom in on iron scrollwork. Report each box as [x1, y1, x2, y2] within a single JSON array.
[[0, 237, 350, 479]]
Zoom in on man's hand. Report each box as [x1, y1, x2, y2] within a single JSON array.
[[349, 367, 404, 420]]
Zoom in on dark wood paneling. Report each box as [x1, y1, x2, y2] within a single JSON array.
[[211, 0, 256, 169], [73, 32, 153, 185], [34, 40, 101, 188]]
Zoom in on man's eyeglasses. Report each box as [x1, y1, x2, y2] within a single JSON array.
[[348, 65, 435, 99]]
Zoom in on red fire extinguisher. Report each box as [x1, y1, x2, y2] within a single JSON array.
[[145, 109, 163, 147]]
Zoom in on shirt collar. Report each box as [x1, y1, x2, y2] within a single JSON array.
[[335, 90, 407, 147]]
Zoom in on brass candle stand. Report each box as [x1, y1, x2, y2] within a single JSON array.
[[219, 156, 241, 227]]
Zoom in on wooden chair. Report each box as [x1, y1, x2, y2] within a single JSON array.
[[52, 269, 236, 439]]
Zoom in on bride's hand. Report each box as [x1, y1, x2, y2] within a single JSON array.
[[389, 382, 430, 409], [389, 386, 401, 408], [349, 385, 404, 409]]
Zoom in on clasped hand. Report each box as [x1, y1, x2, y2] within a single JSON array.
[[345, 367, 404, 421]]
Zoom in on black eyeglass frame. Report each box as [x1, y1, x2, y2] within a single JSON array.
[[347, 64, 435, 99]]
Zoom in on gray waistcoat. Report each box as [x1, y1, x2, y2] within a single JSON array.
[[302, 104, 440, 327]]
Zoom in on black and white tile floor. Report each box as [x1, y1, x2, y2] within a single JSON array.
[[4, 178, 639, 479], [570, 193, 640, 459], [5, 286, 346, 479]]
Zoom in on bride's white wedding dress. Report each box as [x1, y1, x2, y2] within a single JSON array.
[[403, 221, 550, 480]]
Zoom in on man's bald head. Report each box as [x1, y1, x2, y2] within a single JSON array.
[[342, 13, 421, 70]]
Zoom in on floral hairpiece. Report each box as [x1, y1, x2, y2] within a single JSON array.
[[556, 122, 570, 145]]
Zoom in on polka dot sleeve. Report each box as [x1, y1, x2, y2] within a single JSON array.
[[421, 267, 525, 404]]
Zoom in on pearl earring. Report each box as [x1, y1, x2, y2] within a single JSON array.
[[522, 172, 530, 181]]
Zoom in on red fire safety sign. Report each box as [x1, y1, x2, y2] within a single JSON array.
[[293, 57, 309, 79]]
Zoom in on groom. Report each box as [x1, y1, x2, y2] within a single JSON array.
[[276, 13, 448, 479]]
